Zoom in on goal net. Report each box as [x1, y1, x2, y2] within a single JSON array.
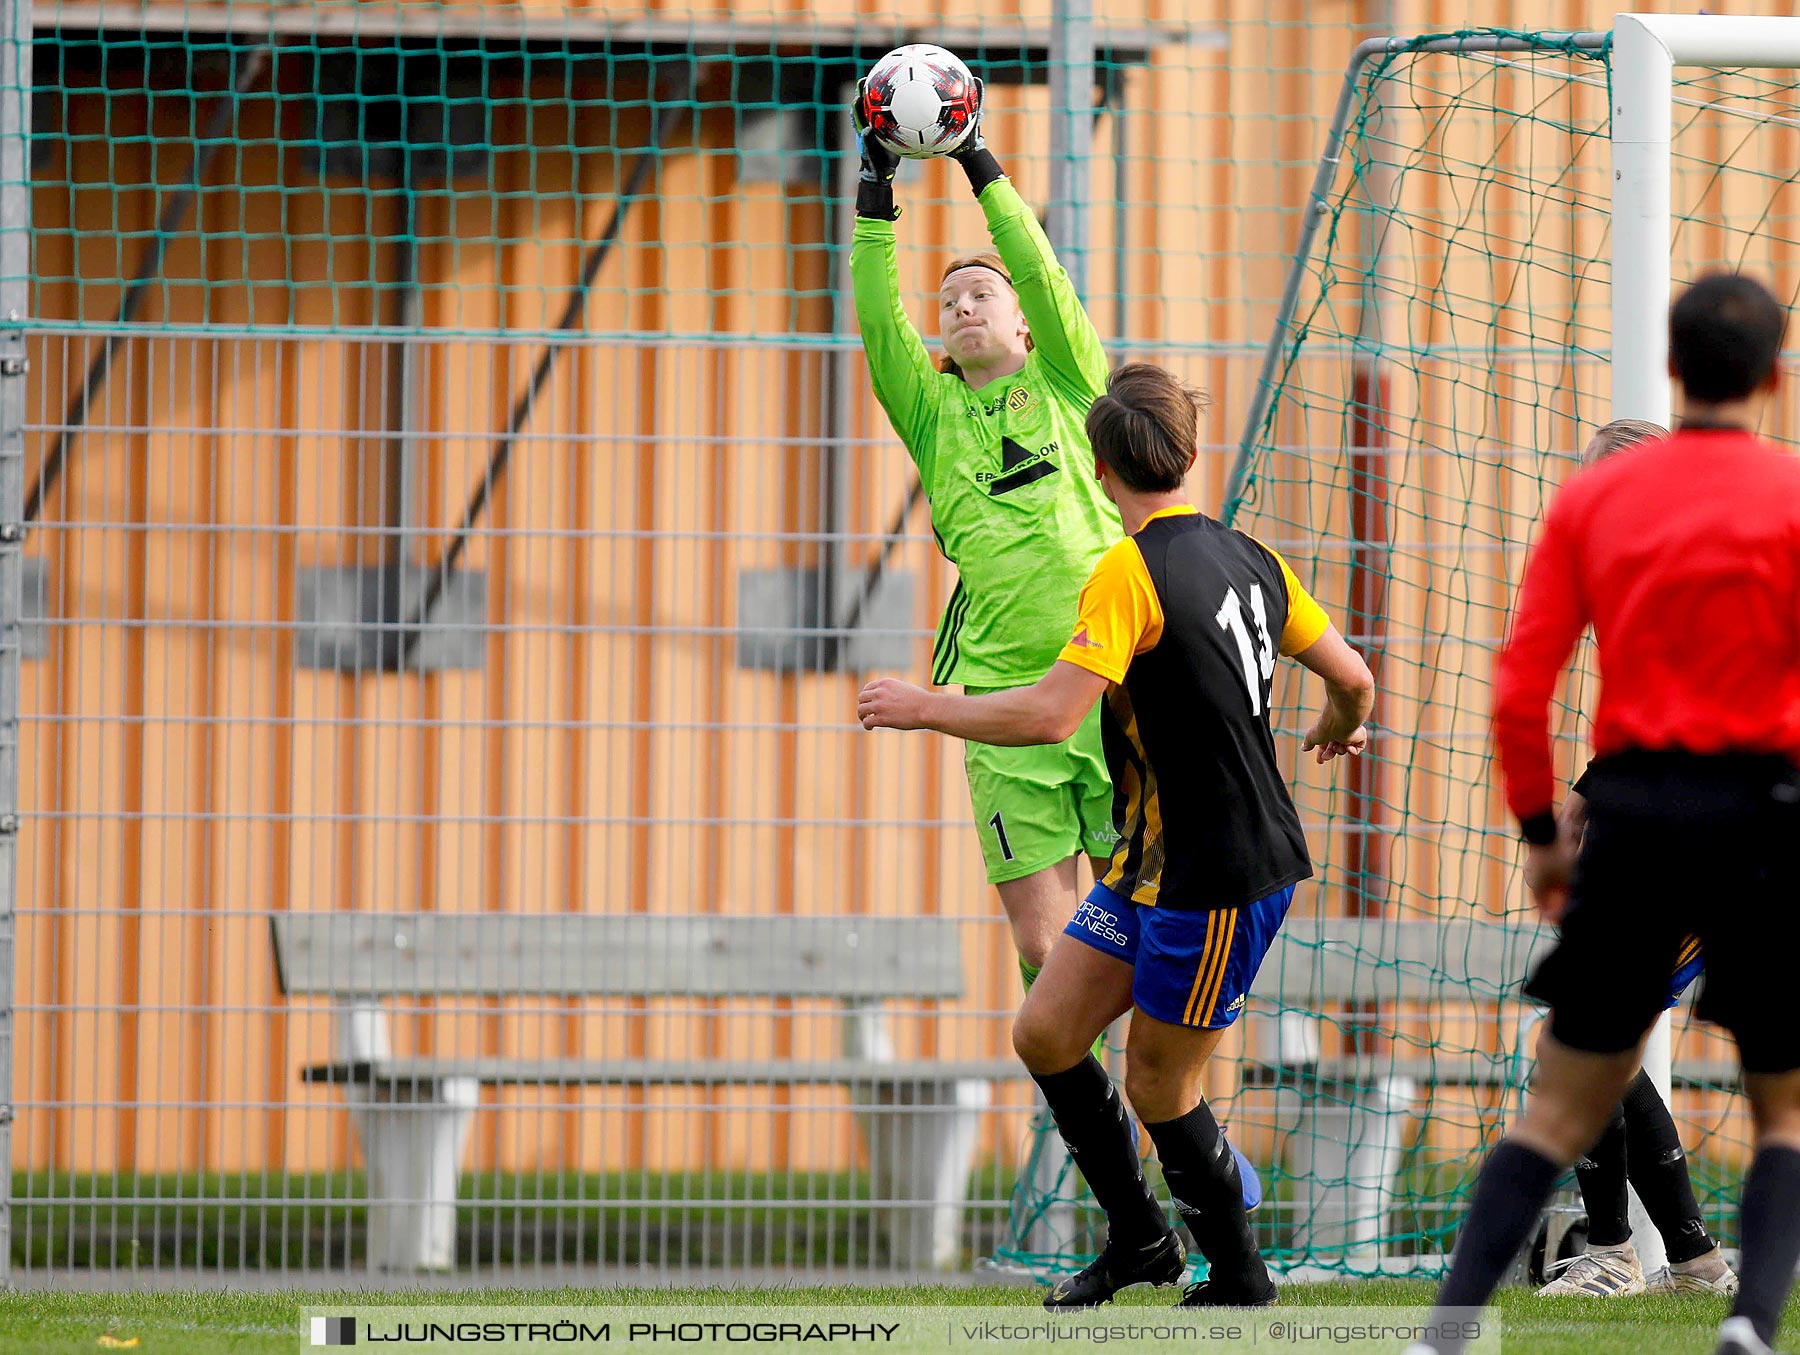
[[1008, 26, 1800, 1280]]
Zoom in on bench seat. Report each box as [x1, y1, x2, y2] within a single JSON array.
[[272, 911, 1017, 1274], [1239, 1055, 1738, 1091], [302, 1057, 1033, 1088]]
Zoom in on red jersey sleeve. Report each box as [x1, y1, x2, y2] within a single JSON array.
[[1494, 488, 1591, 828]]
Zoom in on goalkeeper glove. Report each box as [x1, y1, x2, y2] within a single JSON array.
[[949, 78, 1004, 196], [852, 79, 901, 220]]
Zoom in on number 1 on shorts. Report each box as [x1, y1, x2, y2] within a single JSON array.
[[988, 810, 1015, 862]]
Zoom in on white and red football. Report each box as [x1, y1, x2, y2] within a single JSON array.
[[860, 45, 982, 159]]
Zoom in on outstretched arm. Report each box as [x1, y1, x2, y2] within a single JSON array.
[[859, 661, 1108, 746], [859, 533, 1143, 744], [977, 177, 1108, 397], [849, 90, 942, 463], [943, 106, 1106, 397]]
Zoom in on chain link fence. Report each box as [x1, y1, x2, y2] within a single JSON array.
[[3, 1, 1777, 1287]]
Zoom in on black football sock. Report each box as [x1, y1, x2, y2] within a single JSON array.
[[1730, 1145, 1800, 1347], [1437, 1139, 1563, 1311], [1574, 1101, 1632, 1247], [1142, 1099, 1270, 1294], [1031, 1056, 1168, 1247], [1619, 1067, 1713, 1262]]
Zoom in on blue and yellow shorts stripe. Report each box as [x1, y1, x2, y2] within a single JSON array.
[[1664, 933, 1703, 1010], [1064, 881, 1296, 1029]]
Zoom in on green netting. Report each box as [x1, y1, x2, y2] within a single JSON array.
[[13, 5, 1797, 1288], [1189, 29, 1799, 1278], [23, 5, 1271, 341], [19, 4, 1350, 1286]]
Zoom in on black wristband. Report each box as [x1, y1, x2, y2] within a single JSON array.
[[955, 148, 1004, 196], [855, 180, 898, 221], [1519, 811, 1559, 846]]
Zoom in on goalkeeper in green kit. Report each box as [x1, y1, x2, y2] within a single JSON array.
[[849, 84, 1120, 993], [849, 82, 1265, 1253]]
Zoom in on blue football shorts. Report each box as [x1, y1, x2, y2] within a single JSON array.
[[1064, 881, 1297, 1029]]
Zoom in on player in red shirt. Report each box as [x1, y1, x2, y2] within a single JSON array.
[[1536, 419, 1734, 1301], [1410, 275, 1800, 1355]]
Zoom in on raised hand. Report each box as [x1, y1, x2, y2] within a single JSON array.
[[852, 78, 900, 186], [949, 76, 986, 160]]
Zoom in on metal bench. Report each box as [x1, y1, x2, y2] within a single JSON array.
[[270, 911, 1028, 1272], [1240, 917, 1734, 1263]]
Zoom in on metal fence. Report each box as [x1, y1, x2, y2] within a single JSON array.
[[3, 0, 1786, 1289], [9, 323, 1025, 1281], [5, 313, 1286, 1282], [1, 0, 1325, 1267]]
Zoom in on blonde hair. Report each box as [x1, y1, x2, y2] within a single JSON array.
[[1583, 418, 1669, 466], [937, 253, 1032, 378]]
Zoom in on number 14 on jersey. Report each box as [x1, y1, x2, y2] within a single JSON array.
[[1216, 585, 1276, 715]]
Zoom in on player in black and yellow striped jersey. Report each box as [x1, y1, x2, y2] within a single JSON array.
[[1074, 507, 1325, 928], [858, 364, 1373, 1310]]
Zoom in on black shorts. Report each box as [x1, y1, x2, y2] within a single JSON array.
[[1523, 750, 1800, 1073]]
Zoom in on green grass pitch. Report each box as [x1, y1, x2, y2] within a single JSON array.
[[0, 1281, 1794, 1355]]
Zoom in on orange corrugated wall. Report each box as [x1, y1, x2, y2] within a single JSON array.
[[14, 0, 1764, 1179]]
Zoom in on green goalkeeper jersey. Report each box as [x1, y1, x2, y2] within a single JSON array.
[[851, 179, 1122, 687]]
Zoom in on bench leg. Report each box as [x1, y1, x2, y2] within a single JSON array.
[[345, 1076, 480, 1271], [1284, 1076, 1415, 1264], [854, 1078, 991, 1272]]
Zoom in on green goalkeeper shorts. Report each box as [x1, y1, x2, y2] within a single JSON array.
[[962, 690, 1118, 885]]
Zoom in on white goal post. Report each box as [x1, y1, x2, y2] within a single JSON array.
[[1224, 13, 1800, 1280], [1609, 12, 1800, 1280], [1611, 13, 1800, 418]]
